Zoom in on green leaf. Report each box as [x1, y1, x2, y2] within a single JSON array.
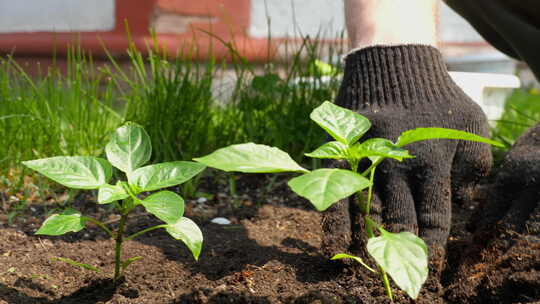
[[367, 230, 429, 299], [129, 161, 206, 192], [36, 208, 86, 236], [194, 143, 308, 173], [396, 127, 504, 148], [52, 257, 101, 272], [141, 191, 184, 224], [305, 141, 348, 159], [105, 122, 152, 173], [288, 169, 371, 211], [98, 183, 129, 204], [352, 138, 414, 161], [331, 253, 376, 273], [310, 101, 371, 145], [121, 256, 142, 273], [22, 156, 112, 189], [166, 217, 203, 260]]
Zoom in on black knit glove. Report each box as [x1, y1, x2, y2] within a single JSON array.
[[321, 45, 493, 259], [447, 122, 540, 302], [476, 122, 540, 238]]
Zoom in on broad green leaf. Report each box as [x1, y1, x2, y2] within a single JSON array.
[[98, 183, 128, 204], [331, 253, 376, 273], [52, 257, 101, 272], [166, 217, 203, 260], [305, 141, 348, 159], [396, 127, 504, 148], [141, 191, 184, 224], [22, 156, 112, 189], [310, 101, 371, 145], [288, 169, 371, 211], [194, 143, 308, 173], [352, 138, 414, 161], [367, 230, 429, 299], [121, 256, 142, 273], [129, 161, 206, 191], [36, 208, 86, 236], [105, 122, 152, 173]]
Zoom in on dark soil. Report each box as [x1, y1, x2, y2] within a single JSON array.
[[0, 174, 538, 304]]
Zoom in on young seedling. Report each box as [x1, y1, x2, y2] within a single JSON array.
[[194, 101, 502, 301], [23, 122, 205, 284]]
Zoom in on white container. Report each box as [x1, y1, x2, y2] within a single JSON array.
[[449, 72, 521, 123]]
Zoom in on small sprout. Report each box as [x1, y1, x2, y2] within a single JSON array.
[[23, 122, 206, 284]]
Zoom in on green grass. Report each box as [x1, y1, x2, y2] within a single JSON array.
[[491, 88, 540, 162], [3, 32, 538, 208], [0, 35, 345, 197], [105, 35, 344, 164], [0, 48, 122, 169], [105, 42, 222, 163], [4, 34, 538, 200], [218, 37, 343, 162]]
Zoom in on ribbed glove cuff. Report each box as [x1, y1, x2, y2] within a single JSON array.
[[338, 45, 464, 109]]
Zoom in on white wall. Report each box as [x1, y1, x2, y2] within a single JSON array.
[[0, 0, 115, 33], [249, 0, 486, 44], [249, 0, 345, 39]]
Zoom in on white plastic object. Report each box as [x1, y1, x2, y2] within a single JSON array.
[[211, 217, 231, 225], [449, 72, 520, 123]]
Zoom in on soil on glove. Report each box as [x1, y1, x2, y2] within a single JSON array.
[[0, 174, 538, 304]]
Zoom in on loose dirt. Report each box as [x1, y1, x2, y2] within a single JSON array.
[[0, 175, 538, 303]]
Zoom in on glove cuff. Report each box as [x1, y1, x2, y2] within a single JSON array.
[[338, 44, 462, 109]]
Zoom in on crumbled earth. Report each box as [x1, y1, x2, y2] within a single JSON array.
[[0, 174, 538, 303]]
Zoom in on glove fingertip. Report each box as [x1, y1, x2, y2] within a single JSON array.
[[321, 199, 352, 259]]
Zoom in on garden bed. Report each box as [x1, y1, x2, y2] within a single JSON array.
[[0, 175, 538, 304]]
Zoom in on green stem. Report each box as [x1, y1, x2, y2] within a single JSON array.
[[361, 158, 383, 177], [113, 211, 128, 285], [114, 201, 123, 212], [82, 216, 114, 238], [119, 182, 141, 214], [125, 224, 168, 241], [359, 165, 393, 302], [349, 158, 359, 173], [365, 167, 376, 215], [365, 216, 375, 239], [381, 268, 394, 302]]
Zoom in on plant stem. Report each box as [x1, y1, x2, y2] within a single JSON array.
[[350, 159, 359, 173], [82, 216, 114, 237], [361, 158, 383, 176], [365, 168, 376, 215], [113, 211, 128, 285], [125, 224, 168, 241], [381, 268, 394, 302], [359, 166, 393, 302]]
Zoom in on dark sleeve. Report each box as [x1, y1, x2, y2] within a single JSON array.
[[445, 0, 540, 80]]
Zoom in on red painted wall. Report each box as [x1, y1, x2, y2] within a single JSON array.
[[0, 0, 278, 62]]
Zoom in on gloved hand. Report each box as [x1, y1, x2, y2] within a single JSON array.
[[477, 122, 540, 237], [447, 122, 540, 302], [321, 45, 493, 260]]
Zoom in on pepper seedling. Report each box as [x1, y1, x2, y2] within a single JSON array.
[[23, 122, 205, 284], [194, 101, 502, 301]]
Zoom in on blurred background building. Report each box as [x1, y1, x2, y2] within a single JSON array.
[[0, 0, 518, 69]]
